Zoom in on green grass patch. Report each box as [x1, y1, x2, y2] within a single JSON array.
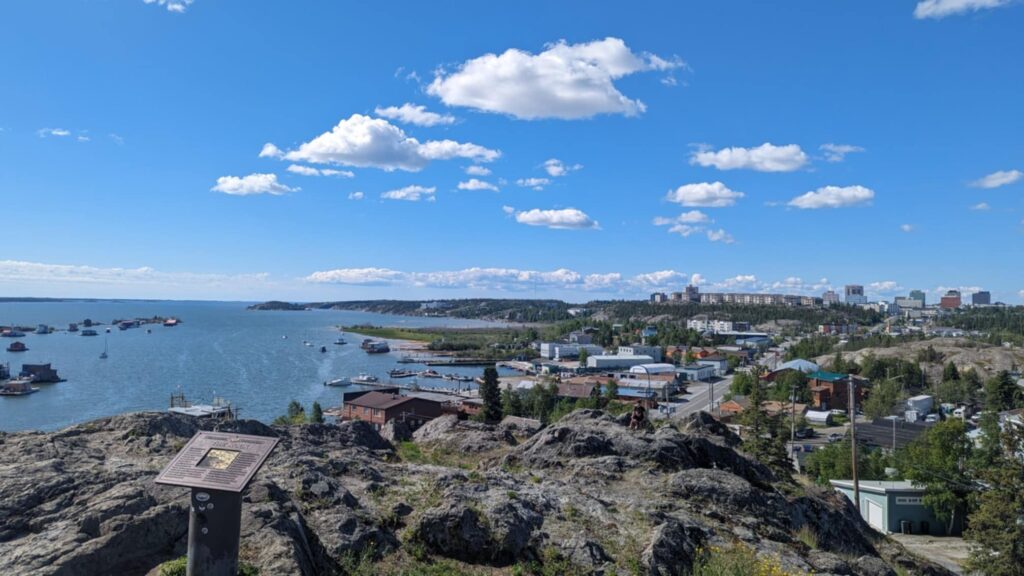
[[343, 325, 440, 342]]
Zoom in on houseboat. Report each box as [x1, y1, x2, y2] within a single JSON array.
[[6, 341, 27, 353], [20, 363, 63, 383], [364, 341, 390, 354], [81, 329, 99, 337], [0, 378, 39, 396]]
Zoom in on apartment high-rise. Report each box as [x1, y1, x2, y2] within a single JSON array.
[[844, 285, 867, 305], [909, 290, 926, 305], [972, 291, 991, 306], [822, 290, 840, 306]]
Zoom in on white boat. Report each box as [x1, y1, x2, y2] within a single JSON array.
[[325, 378, 351, 387], [0, 378, 39, 396], [351, 373, 379, 384], [100, 337, 108, 360]]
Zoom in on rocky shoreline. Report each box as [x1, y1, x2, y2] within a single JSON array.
[[0, 410, 953, 575]]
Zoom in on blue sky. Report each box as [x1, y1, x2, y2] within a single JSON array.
[[1, 0, 1022, 303]]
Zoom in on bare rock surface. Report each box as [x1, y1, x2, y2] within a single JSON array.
[[0, 410, 955, 575]]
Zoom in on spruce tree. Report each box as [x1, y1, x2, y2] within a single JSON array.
[[310, 401, 324, 424], [480, 366, 502, 422]]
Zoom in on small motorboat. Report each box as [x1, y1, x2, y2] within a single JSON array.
[[303, 341, 312, 347], [418, 369, 442, 379], [282, 335, 288, 339], [334, 338, 347, 345], [6, 341, 27, 353], [388, 369, 418, 379], [351, 373, 379, 384], [320, 346, 327, 353], [325, 378, 351, 387]]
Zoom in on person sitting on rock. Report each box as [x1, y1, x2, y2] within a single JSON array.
[[629, 404, 646, 430]]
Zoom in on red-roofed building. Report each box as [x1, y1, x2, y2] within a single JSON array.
[[340, 391, 443, 431]]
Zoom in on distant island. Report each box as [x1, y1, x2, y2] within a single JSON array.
[[246, 300, 308, 311]]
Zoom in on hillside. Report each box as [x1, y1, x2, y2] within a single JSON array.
[[818, 337, 1024, 382], [0, 411, 952, 575]]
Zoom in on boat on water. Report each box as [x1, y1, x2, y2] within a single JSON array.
[[0, 378, 39, 397], [325, 378, 351, 387], [419, 369, 442, 379], [334, 338, 347, 345], [303, 341, 313, 347], [388, 369, 418, 379], [351, 373, 379, 384], [81, 329, 99, 337], [100, 338, 108, 359], [1, 330, 26, 338], [163, 317, 180, 327], [364, 341, 390, 354], [6, 341, 27, 353], [68, 323, 79, 332], [396, 356, 419, 364], [443, 373, 474, 382], [320, 346, 327, 353]]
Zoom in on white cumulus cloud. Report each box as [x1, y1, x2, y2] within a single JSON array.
[[543, 158, 582, 177], [381, 185, 436, 202], [37, 128, 71, 138], [787, 185, 874, 209], [914, 0, 1010, 19], [211, 173, 298, 196], [517, 177, 551, 191], [268, 114, 498, 172], [286, 164, 354, 178], [691, 143, 808, 172], [374, 103, 456, 127], [706, 229, 735, 244], [820, 143, 864, 163], [427, 37, 680, 120], [143, 0, 193, 13], [457, 179, 499, 192], [900, 224, 915, 233], [970, 169, 1022, 189], [465, 165, 492, 176], [305, 267, 406, 285], [666, 182, 744, 207], [514, 208, 598, 229], [348, 191, 364, 200], [970, 202, 991, 211]]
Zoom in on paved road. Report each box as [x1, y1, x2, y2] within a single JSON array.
[[652, 376, 731, 420]]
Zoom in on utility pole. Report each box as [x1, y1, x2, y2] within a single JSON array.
[[849, 373, 860, 512]]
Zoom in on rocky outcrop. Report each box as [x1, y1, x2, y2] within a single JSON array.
[[0, 410, 954, 576], [412, 413, 517, 453]]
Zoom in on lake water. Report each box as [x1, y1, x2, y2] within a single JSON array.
[[0, 300, 509, 432]]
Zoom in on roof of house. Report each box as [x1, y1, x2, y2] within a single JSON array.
[[557, 382, 597, 399], [777, 359, 819, 373], [347, 391, 426, 410], [856, 418, 929, 450], [808, 370, 847, 382], [830, 480, 924, 494], [680, 363, 714, 371]]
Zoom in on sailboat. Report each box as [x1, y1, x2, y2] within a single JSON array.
[[99, 337, 108, 359]]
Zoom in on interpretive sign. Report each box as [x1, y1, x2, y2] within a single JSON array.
[[155, 431, 278, 493]]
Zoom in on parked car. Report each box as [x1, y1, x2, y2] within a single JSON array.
[[827, 433, 844, 443], [794, 428, 815, 439]]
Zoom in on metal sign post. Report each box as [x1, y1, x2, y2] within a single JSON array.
[[156, 432, 279, 576]]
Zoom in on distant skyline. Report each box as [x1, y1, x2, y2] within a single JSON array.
[[1, 1, 1022, 303]]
